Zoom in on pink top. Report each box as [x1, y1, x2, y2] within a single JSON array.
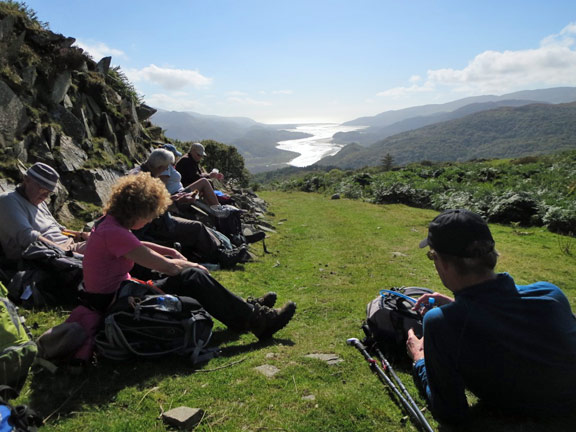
[[82, 215, 142, 294]]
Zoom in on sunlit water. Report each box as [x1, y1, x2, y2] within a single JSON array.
[[276, 124, 365, 167]]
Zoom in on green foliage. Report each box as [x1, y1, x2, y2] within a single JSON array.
[[0, 1, 48, 29], [200, 139, 251, 186], [107, 66, 143, 105], [260, 150, 576, 235]]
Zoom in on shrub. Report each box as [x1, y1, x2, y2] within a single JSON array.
[[542, 206, 576, 236]]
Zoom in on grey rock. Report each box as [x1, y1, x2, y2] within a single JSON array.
[[51, 71, 72, 104], [331, 193, 341, 200], [96, 56, 111, 75], [162, 407, 204, 430], [136, 103, 157, 121], [305, 353, 344, 365], [55, 135, 87, 172], [254, 364, 280, 377], [51, 106, 86, 142], [0, 81, 29, 147]]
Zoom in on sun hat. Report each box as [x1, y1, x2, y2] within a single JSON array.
[[26, 162, 59, 192], [419, 209, 495, 257], [189, 142, 206, 157]]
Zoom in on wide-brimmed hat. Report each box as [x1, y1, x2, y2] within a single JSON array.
[[419, 209, 494, 257], [26, 162, 59, 192]]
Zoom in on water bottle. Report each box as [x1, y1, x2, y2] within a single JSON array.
[[155, 295, 181, 312]]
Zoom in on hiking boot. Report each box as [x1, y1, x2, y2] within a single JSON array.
[[210, 204, 231, 218], [246, 291, 277, 308], [218, 245, 248, 269], [249, 302, 296, 340]]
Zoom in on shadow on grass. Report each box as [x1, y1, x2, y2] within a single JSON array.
[[27, 327, 294, 422]]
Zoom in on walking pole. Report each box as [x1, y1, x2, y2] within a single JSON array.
[[373, 346, 434, 432], [347, 338, 434, 432]]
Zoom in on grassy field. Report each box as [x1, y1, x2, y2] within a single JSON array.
[[20, 191, 576, 431]]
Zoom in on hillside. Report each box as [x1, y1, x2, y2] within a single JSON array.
[[336, 87, 576, 147], [151, 110, 310, 172], [317, 102, 576, 169]]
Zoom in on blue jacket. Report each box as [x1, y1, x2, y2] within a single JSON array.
[[413, 273, 576, 423]]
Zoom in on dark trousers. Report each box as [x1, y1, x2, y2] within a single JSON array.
[[135, 214, 221, 262], [155, 267, 253, 331]]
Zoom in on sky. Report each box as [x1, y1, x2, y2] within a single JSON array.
[[21, 0, 576, 124]]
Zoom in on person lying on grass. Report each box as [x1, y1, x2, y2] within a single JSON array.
[[81, 172, 296, 340], [406, 209, 576, 424]]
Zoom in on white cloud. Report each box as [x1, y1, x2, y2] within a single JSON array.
[[74, 39, 126, 61], [143, 92, 204, 112], [272, 89, 293, 95], [378, 22, 576, 99], [226, 96, 272, 106], [126, 64, 212, 91]]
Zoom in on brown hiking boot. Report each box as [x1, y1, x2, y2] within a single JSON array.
[[246, 292, 277, 308], [249, 302, 296, 340]]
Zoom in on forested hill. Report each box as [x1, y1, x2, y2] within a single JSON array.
[[317, 102, 576, 169]]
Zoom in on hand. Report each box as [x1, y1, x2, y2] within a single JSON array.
[[209, 172, 224, 181], [412, 292, 454, 313], [406, 328, 425, 362], [180, 260, 210, 274]]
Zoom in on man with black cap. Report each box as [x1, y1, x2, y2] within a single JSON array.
[[406, 209, 576, 424], [0, 162, 88, 261]]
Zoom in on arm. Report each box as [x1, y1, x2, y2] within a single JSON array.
[[410, 309, 469, 423], [124, 245, 208, 276], [141, 241, 186, 260]]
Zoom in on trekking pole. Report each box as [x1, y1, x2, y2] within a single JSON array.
[[346, 338, 434, 432], [373, 346, 434, 432]]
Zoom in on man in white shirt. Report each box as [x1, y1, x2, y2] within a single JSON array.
[[0, 162, 87, 261]]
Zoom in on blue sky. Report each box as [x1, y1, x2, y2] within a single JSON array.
[[23, 0, 576, 124]]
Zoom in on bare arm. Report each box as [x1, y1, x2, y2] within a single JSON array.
[[141, 241, 186, 260], [124, 245, 208, 276]]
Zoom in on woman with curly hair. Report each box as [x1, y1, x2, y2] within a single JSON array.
[[82, 172, 296, 339]]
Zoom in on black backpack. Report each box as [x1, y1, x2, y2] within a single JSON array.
[[215, 206, 245, 246], [95, 282, 218, 364], [0, 386, 43, 432], [6, 241, 83, 308], [362, 287, 433, 364]]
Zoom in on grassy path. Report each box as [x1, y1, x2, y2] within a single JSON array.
[[31, 192, 576, 431]]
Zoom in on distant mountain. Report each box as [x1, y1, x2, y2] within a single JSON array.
[[317, 101, 576, 169], [151, 110, 310, 172], [336, 87, 576, 146]]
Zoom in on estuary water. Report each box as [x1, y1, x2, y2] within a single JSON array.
[[276, 123, 365, 167]]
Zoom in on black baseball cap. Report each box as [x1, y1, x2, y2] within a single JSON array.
[[419, 209, 495, 257]]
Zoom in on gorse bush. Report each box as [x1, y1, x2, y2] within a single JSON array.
[[258, 150, 576, 236]]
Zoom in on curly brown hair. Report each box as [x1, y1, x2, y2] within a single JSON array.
[[104, 172, 172, 228]]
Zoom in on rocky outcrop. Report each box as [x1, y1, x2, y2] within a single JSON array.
[[0, 7, 161, 218]]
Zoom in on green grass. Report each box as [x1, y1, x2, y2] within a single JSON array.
[[19, 192, 576, 431]]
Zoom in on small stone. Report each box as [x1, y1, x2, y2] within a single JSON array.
[[162, 407, 204, 430], [302, 394, 316, 401], [305, 353, 344, 365], [254, 364, 280, 377]]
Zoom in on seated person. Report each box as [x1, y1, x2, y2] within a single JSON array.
[[175, 142, 223, 189], [0, 162, 88, 261], [407, 209, 576, 424], [140, 148, 229, 217], [80, 172, 295, 356], [130, 149, 247, 268]]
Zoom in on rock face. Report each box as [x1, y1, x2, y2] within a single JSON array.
[[0, 7, 161, 219]]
